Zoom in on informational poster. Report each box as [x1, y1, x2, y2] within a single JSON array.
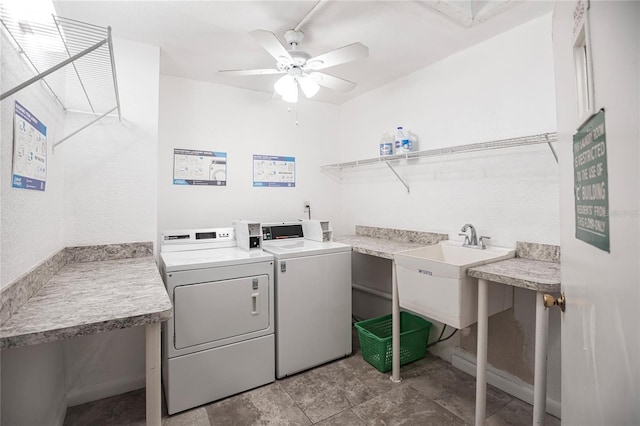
[[573, 110, 610, 252], [253, 155, 295, 187], [12, 101, 47, 191], [173, 149, 227, 186]]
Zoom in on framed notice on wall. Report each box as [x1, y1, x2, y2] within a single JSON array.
[[573, 109, 609, 252], [253, 155, 295, 187], [173, 149, 227, 186], [12, 101, 47, 191]]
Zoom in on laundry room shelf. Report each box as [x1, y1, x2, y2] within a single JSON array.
[[321, 132, 558, 193], [0, 8, 120, 148]]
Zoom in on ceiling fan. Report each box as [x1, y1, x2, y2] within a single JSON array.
[[218, 29, 369, 102]]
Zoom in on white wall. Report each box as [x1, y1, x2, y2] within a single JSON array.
[[64, 327, 145, 406], [158, 76, 341, 232], [337, 13, 558, 247], [0, 31, 66, 288], [1, 341, 67, 426], [62, 38, 160, 247], [338, 13, 561, 406], [1, 29, 67, 426]]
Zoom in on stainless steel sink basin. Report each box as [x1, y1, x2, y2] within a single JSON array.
[[394, 241, 515, 329]]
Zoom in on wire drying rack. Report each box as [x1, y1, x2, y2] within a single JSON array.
[[0, 8, 120, 148], [321, 132, 558, 193]]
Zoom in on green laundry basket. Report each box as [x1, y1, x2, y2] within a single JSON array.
[[355, 311, 432, 373]]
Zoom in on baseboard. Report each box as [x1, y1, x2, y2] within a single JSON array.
[[66, 374, 146, 407], [451, 350, 561, 419]]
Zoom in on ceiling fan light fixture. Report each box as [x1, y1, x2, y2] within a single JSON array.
[[299, 75, 320, 98], [282, 86, 298, 103], [274, 74, 298, 102]]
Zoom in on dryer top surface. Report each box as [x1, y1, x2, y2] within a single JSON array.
[[161, 247, 273, 272], [261, 239, 351, 259]]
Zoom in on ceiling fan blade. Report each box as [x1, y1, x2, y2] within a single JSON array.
[[250, 29, 293, 63], [312, 72, 357, 92], [217, 68, 284, 76], [305, 43, 369, 70]]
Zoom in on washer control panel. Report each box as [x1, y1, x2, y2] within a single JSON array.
[[262, 223, 304, 241], [160, 227, 236, 252]]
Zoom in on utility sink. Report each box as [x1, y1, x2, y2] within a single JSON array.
[[394, 240, 515, 329]]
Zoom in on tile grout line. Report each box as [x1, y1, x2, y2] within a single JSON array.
[[349, 407, 369, 426], [402, 357, 517, 424], [488, 390, 516, 422], [348, 382, 408, 426], [404, 382, 470, 423], [275, 380, 315, 425]]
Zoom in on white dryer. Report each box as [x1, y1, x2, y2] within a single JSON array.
[[159, 228, 274, 415], [261, 223, 352, 378]]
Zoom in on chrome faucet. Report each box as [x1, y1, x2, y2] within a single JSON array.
[[459, 224, 490, 249], [459, 223, 478, 246]]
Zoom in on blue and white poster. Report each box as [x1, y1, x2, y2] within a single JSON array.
[[253, 155, 296, 187], [12, 101, 47, 191], [173, 149, 227, 186]]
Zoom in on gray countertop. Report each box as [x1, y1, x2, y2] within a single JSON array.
[[333, 235, 427, 259], [467, 258, 561, 293], [335, 225, 448, 259], [0, 256, 172, 350]]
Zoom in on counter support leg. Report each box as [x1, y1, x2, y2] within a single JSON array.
[[146, 322, 161, 426], [391, 260, 401, 383], [533, 292, 549, 425], [475, 278, 489, 426]]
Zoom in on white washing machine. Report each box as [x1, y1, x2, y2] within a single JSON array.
[[261, 222, 352, 378], [159, 228, 275, 415]]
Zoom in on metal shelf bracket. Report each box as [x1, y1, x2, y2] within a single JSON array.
[[545, 133, 559, 163], [385, 162, 410, 193]]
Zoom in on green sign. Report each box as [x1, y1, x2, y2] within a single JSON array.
[[573, 110, 610, 252]]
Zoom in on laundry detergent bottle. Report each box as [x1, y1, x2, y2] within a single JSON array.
[[380, 131, 393, 156], [394, 127, 410, 154]]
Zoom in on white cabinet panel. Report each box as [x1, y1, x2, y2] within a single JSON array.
[[275, 252, 352, 377]]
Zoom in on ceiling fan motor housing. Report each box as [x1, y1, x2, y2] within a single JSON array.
[[278, 30, 309, 68], [277, 51, 310, 70], [284, 29, 304, 47]]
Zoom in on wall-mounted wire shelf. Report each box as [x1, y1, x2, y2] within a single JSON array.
[[321, 132, 558, 193], [0, 8, 120, 148]]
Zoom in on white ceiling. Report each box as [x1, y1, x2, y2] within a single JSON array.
[[52, 0, 554, 105]]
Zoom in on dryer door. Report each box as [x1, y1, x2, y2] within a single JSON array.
[[173, 275, 270, 350]]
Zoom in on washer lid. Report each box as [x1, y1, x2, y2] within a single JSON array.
[[261, 239, 351, 259], [161, 247, 273, 272]]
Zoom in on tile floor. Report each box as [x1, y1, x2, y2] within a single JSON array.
[[64, 329, 560, 426]]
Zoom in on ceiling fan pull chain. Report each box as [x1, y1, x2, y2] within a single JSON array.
[[287, 105, 300, 126]]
